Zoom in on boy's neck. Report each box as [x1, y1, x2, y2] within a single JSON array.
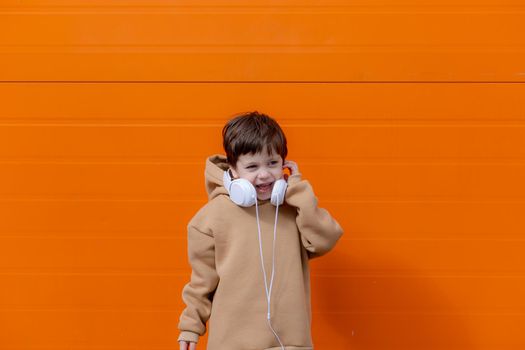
[[257, 198, 271, 205]]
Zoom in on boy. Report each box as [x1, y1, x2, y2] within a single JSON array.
[[178, 111, 344, 350]]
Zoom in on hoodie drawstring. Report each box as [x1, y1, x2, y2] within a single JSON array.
[[255, 199, 286, 350]]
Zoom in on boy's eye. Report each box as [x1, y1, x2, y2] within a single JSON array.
[[246, 161, 279, 169]]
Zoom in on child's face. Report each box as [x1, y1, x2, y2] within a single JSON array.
[[230, 150, 284, 201]]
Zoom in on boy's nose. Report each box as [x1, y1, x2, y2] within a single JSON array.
[[258, 169, 271, 179]]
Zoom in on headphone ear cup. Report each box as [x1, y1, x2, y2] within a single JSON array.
[[223, 170, 257, 207], [271, 178, 288, 206], [230, 179, 257, 207]]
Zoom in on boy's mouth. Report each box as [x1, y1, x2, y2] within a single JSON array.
[[256, 182, 273, 192]]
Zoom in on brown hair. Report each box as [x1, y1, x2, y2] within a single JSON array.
[[222, 111, 288, 168]]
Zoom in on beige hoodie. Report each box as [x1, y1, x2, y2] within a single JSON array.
[[177, 154, 344, 350]]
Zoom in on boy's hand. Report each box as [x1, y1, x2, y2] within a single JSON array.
[[283, 160, 300, 180], [179, 340, 197, 350]]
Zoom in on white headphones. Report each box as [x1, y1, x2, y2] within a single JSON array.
[[222, 167, 288, 349], [222, 169, 288, 207], [222, 169, 288, 350]]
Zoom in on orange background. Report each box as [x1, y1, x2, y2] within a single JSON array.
[[1, 1, 525, 349]]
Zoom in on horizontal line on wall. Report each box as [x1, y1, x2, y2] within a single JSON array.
[[3, 43, 525, 47], [321, 310, 525, 317], [310, 273, 525, 278], [0, 308, 179, 312], [0, 348, 174, 350], [317, 311, 525, 315], [3, 5, 525, 8], [0, 271, 189, 276], [1, 80, 525, 84], [2, 10, 525, 16], [0, 198, 203, 202], [3, 4, 525, 8], [0, 348, 172, 350], [0, 236, 187, 239], [1, 81, 524, 84]]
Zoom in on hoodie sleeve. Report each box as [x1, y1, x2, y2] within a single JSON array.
[[284, 173, 344, 260], [177, 223, 220, 343]]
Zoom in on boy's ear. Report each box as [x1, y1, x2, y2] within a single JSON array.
[[229, 167, 238, 179]]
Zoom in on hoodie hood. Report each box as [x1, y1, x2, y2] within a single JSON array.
[[205, 154, 230, 201]]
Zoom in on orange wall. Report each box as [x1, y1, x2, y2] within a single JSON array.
[[1, 1, 525, 349]]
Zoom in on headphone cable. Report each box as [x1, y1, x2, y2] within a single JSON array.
[[255, 199, 286, 350]]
